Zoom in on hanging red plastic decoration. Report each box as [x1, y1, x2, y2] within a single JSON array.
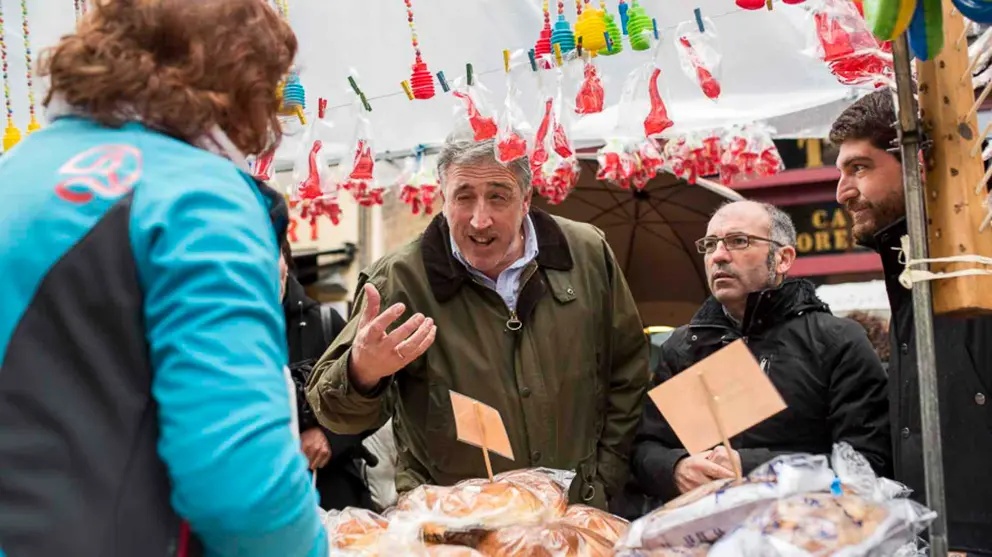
[[675, 15, 723, 101], [452, 64, 498, 141], [575, 62, 605, 115], [496, 52, 531, 164], [252, 149, 276, 181], [802, 0, 892, 87], [530, 69, 581, 204], [404, 0, 435, 99], [644, 67, 674, 137]]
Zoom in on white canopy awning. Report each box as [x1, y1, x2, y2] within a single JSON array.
[[2, 0, 871, 163]]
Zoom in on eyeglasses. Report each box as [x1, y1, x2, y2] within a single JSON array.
[[695, 233, 782, 254]]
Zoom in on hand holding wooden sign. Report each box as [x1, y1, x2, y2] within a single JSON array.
[[648, 339, 787, 479], [449, 391, 514, 480]]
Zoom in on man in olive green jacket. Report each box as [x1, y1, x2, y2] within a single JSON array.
[[307, 132, 649, 510]]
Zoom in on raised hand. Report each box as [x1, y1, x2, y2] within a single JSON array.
[[348, 283, 436, 392]]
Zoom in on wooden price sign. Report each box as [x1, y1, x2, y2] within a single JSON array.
[[647, 340, 787, 479], [449, 391, 514, 481]]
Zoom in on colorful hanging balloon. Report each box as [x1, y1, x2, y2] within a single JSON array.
[[551, 0, 576, 55], [575, 0, 608, 52], [626, 0, 653, 51], [599, 0, 623, 55], [534, 1, 554, 68]]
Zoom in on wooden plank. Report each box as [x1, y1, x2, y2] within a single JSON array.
[[915, 0, 992, 316]]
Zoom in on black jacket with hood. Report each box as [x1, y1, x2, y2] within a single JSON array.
[[283, 275, 374, 512], [873, 219, 992, 555], [630, 278, 892, 505]]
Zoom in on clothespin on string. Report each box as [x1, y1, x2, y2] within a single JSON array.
[[436, 71, 451, 93], [528, 49, 538, 72], [401, 80, 415, 101], [503, 50, 511, 73], [578, 36, 585, 57], [766, 0, 773, 10], [652, 18, 659, 40], [603, 32, 612, 53], [348, 76, 372, 112], [554, 42, 563, 66], [318, 98, 328, 119], [466, 63, 475, 87], [694, 8, 705, 33]]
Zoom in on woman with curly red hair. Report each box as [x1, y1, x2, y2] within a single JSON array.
[[0, 1, 327, 557]]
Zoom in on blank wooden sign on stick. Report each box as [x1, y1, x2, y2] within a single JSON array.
[[647, 339, 787, 464], [449, 390, 514, 480]]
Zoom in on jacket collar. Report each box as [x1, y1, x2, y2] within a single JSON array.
[[283, 274, 318, 315], [690, 278, 829, 334], [421, 208, 574, 303]]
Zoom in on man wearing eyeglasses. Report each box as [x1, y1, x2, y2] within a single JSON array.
[[628, 200, 891, 506]]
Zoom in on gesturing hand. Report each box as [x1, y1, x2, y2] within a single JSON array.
[[348, 283, 436, 392]]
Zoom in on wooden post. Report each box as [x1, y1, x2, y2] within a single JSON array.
[[916, 0, 992, 317], [473, 402, 495, 481]]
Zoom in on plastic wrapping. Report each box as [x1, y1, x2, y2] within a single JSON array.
[[393, 479, 553, 539], [675, 19, 722, 101], [289, 118, 343, 227], [475, 522, 615, 557], [560, 505, 630, 544], [496, 52, 534, 164], [530, 69, 581, 204], [614, 548, 710, 557], [252, 149, 277, 182], [395, 151, 440, 216], [802, 0, 894, 87], [340, 105, 384, 207], [707, 492, 936, 557], [490, 468, 570, 517], [595, 137, 664, 190], [322, 507, 390, 553], [575, 61, 605, 115], [616, 453, 837, 551], [644, 67, 674, 138], [453, 77, 498, 142]]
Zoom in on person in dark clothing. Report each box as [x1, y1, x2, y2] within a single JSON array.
[[832, 89, 992, 556], [280, 243, 374, 512], [629, 201, 891, 506]]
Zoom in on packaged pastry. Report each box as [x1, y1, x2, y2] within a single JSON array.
[[491, 468, 570, 517], [393, 480, 550, 543], [560, 504, 629, 544], [476, 522, 614, 557], [616, 453, 836, 550], [614, 547, 710, 557], [708, 491, 935, 556], [322, 507, 389, 551], [426, 545, 487, 557]]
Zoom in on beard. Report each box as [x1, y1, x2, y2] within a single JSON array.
[[846, 190, 906, 246]]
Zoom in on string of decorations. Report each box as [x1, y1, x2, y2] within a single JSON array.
[[21, 0, 39, 134], [1, 0, 19, 152], [404, 0, 435, 100]]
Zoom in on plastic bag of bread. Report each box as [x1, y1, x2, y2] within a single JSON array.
[[322, 507, 390, 553], [707, 491, 936, 557], [489, 468, 570, 517], [560, 505, 629, 544], [476, 522, 614, 557], [614, 547, 710, 557], [392, 479, 552, 544], [425, 546, 487, 557], [617, 453, 836, 550]]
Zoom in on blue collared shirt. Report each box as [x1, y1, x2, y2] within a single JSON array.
[[450, 215, 540, 311]]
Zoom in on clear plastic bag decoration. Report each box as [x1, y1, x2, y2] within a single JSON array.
[[615, 452, 837, 551], [289, 107, 342, 227], [251, 148, 277, 183], [452, 73, 498, 142], [495, 51, 534, 164], [338, 102, 385, 208], [675, 17, 723, 101], [395, 151, 440, 217], [801, 0, 894, 87], [575, 59, 606, 115], [530, 66, 581, 205], [394, 156, 423, 216]]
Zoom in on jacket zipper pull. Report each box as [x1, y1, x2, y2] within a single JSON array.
[[506, 309, 522, 331]]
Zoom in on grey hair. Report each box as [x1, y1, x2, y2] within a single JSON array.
[[713, 200, 797, 283], [435, 131, 532, 195]]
